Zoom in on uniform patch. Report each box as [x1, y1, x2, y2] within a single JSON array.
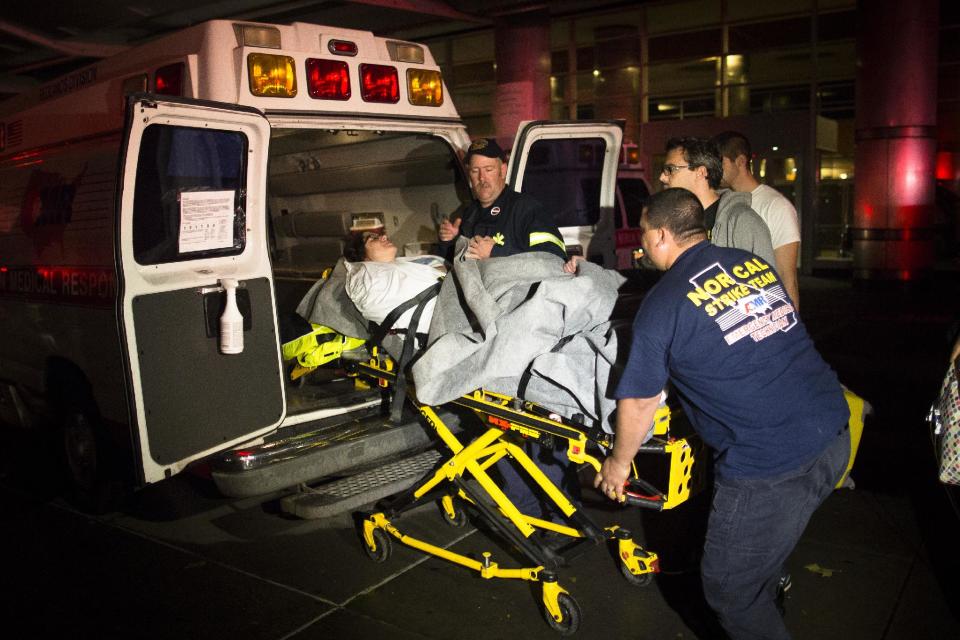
[[684, 258, 797, 345], [490, 206, 501, 216]]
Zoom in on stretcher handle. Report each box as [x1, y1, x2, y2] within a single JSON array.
[[622, 477, 665, 511]]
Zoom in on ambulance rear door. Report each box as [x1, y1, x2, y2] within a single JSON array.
[[117, 94, 285, 485], [507, 121, 624, 267]]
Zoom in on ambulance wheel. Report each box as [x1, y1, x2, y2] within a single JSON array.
[[544, 593, 581, 636], [620, 563, 653, 587], [62, 409, 123, 514], [439, 498, 467, 528], [364, 528, 392, 563]]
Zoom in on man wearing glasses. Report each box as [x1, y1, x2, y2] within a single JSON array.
[[660, 137, 775, 267]]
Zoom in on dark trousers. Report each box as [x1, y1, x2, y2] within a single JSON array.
[[497, 440, 579, 522], [701, 428, 851, 640]]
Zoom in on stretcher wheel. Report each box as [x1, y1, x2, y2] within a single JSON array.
[[439, 498, 467, 528], [364, 528, 392, 563], [620, 563, 653, 587], [544, 593, 581, 636]]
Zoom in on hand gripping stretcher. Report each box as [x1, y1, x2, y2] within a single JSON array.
[[353, 347, 699, 636]]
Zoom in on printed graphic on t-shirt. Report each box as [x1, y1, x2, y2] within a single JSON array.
[[684, 256, 797, 345]]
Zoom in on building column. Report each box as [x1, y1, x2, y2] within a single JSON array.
[[852, 0, 939, 280], [492, 8, 551, 149]]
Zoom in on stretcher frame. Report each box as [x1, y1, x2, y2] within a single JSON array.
[[355, 348, 698, 635]]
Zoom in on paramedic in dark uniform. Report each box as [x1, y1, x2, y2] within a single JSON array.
[[597, 187, 850, 640], [439, 137, 576, 524], [438, 137, 567, 261]]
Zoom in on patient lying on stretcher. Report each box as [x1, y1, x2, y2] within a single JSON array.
[[342, 231, 446, 335], [294, 236, 633, 434]]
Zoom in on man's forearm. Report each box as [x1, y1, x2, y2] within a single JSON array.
[[774, 242, 800, 310], [612, 396, 661, 465]]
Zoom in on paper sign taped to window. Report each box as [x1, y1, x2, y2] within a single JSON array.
[[178, 190, 235, 253]]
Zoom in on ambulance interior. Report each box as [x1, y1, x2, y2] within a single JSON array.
[[265, 129, 471, 413]]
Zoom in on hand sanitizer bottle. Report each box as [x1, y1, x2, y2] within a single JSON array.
[[219, 279, 243, 354]]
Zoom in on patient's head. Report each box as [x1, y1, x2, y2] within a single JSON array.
[[344, 231, 397, 263]]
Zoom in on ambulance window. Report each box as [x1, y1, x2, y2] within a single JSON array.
[[133, 125, 248, 264], [521, 137, 606, 227]]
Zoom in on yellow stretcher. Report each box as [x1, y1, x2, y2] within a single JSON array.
[[354, 349, 700, 635]]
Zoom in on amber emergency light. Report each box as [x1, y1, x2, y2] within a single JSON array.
[[248, 53, 297, 98], [407, 69, 443, 107]]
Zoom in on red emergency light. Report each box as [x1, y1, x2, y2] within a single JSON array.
[[328, 39, 358, 56], [155, 63, 184, 96], [306, 58, 351, 100], [360, 64, 399, 104]]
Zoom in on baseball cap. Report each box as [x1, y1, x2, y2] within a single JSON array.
[[464, 137, 506, 163]]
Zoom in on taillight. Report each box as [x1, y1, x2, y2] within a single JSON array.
[[328, 39, 358, 56], [306, 58, 350, 100], [360, 64, 399, 104], [155, 63, 184, 96], [248, 53, 297, 97], [407, 69, 443, 106]]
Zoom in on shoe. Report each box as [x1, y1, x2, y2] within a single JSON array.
[[775, 573, 792, 617], [534, 528, 567, 549]]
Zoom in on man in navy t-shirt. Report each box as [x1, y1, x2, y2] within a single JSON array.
[[595, 187, 850, 640]]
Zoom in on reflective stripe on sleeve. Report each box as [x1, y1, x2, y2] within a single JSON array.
[[529, 231, 566, 252]]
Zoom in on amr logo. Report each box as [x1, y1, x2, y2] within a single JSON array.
[[687, 262, 793, 333]]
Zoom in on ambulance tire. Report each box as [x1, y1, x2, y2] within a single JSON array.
[[61, 407, 125, 515]]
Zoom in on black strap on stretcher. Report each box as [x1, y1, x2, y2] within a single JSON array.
[[366, 281, 442, 423]]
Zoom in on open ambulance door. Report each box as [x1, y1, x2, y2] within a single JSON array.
[[507, 121, 624, 268], [117, 95, 285, 485]]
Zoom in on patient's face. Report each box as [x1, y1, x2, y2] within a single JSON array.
[[364, 233, 398, 262]]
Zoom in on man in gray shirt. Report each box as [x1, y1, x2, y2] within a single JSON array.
[[659, 136, 775, 267]]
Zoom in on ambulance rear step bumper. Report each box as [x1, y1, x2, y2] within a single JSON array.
[[280, 449, 443, 519], [209, 407, 457, 499]]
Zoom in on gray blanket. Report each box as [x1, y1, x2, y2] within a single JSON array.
[[412, 247, 626, 432], [295, 259, 370, 340], [294, 259, 412, 359]]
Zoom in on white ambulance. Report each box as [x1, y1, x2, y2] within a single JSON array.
[[0, 20, 622, 512]]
